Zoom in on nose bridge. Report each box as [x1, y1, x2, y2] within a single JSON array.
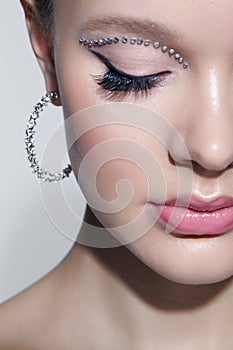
[[184, 62, 233, 171]]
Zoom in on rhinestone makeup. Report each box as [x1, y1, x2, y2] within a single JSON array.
[[79, 35, 189, 69]]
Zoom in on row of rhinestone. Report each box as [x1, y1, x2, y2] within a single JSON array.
[[79, 36, 189, 69], [25, 92, 72, 183]]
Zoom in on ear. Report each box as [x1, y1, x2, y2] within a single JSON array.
[[20, 0, 61, 106]]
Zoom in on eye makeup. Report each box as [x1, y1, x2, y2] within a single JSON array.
[[79, 35, 189, 69], [87, 50, 171, 101]]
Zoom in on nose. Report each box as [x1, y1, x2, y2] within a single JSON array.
[[170, 65, 233, 172]]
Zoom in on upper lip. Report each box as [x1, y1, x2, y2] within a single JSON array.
[[163, 195, 233, 212]]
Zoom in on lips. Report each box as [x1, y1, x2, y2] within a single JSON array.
[[156, 195, 233, 236], [165, 195, 233, 211]]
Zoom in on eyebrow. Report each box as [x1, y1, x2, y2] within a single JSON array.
[[79, 15, 184, 44]]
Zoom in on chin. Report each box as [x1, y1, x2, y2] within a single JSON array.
[[126, 226, 233, 286]]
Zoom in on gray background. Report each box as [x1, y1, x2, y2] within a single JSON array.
[[0, 2, 86, 302]]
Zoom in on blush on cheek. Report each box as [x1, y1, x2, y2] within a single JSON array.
[[96, 159, 148, 203]]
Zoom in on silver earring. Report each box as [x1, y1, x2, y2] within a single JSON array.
[[25, 92, 72, 183]]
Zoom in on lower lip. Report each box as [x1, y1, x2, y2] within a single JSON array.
[[157, 205, 233, 236]]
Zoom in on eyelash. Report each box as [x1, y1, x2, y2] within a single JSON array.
[[89, 50, 170, 100]]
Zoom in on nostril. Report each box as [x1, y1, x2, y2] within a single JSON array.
[[168, 151, 192, 167], [168, 152, 176, 166], [191, 161, 224, 178]]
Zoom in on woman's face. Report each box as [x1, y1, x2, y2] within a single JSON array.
[[36, 0, 233, 285]]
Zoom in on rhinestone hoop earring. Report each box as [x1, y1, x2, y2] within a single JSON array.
[[25, 92, 72, 183]]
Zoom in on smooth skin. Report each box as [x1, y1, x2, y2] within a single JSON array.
[[0, 0, 233, 349]]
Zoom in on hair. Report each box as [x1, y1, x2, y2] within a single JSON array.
[[34, 0, 54, 39]]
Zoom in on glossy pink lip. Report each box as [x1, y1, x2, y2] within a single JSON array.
[[156, 195, 233, 236]]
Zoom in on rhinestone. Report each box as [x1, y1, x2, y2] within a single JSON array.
[[102, 38, 108, 44], [169, 48, 175, 55], [178, 57, 184, 64], [153, 41, 160, 49], [174, 53, 181, 59], [84, 39, 88, 46], [40, 97, 46, 104], [98, 39, 104, 46], [136, 38, 143, 45], [79, 36, 85, 43], [26, 142, 33, 148], [25, 92, 72, 182], [183, 62, 189, 69], [113, 37, 120, 43], [28, 115, 36, 125], [107, 38, 113, 44], [50, 92, 59, 102], [144, 40, 151, 46], [34, 105, 41, 112], [28, 151, 35, 156], [162, 45, 168, 52], [29, 151, 36, 157], [88, 41, 94, 47], [28, 156, 36, 162], [63, 165, 72, 177], [94, 40, 99, 46], [27, 127, 35, 134], [122, 36, 128, 43], [44, 96, 50, 103], [130, 38, 137, 44], [26, 130, 34, 137]]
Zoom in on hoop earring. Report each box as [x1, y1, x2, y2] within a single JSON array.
[[25, 92, 72, 183]]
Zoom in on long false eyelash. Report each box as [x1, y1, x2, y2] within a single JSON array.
[[89, 50, 170, 100], [93, 70, 165, 100]]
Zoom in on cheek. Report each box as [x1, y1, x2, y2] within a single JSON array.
[[67, 122, 179, 231]]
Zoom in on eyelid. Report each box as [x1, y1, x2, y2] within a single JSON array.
[[88, 49, 164, 79]]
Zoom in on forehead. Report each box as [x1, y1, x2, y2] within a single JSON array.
[[56, 0, 233, 55]]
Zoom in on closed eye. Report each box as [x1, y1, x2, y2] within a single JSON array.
[[89, 50, 171, 101]]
